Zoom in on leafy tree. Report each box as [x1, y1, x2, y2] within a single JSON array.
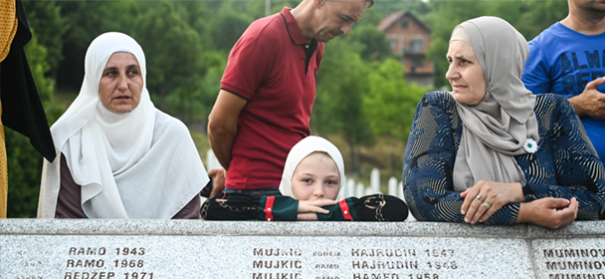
[[54, 1, 140, 91], [364, 58, 425, 141], [134, 1, 205, 118], [347, 24, 392, 61], [424, 0, 569, 88], [314, 38, 373, 177], [198, 50, 229, 124], [22, 1, 68, 75], [209, 5, 254, 51]]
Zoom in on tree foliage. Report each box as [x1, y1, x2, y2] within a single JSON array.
[[364, 59, 425, 141], [133, 1, 206, 121], [424, 0, 568, 88]]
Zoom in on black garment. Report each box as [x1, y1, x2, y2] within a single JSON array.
[[201, 193, 409, 222], [0, 0, 56, 161]]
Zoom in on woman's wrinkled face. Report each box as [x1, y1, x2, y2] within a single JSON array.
[[445, 40, 486, 106], [291, 152, 340, 201], [99, 52, 143, 113]]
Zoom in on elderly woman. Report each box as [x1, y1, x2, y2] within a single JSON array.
[[402, 17, 605, 229], [202, 136, 408, 221], [37, 32, 209, 219]]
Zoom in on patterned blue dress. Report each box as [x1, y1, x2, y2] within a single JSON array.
[[402, 91, 605, 224]]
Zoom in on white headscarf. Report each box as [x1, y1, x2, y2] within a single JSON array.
[[38, 32, 208, 218], [450, 17, 540, 191], [278, 136, 345, 198]]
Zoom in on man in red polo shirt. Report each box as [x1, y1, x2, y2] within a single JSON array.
[[207, 0, 373, 197]]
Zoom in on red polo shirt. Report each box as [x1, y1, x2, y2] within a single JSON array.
[[220, 7, 324, 190]]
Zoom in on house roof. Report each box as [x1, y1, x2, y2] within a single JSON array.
[[377, 10, 432, 33]]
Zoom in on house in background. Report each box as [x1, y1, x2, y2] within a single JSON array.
[[378, 10, 435, 88]]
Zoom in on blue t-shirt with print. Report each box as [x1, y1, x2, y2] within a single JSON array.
[[522, 22, 605, 162]]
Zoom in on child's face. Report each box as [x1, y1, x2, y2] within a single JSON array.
[[291, 152, 340, 201]]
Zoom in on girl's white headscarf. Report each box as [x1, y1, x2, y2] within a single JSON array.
[[278, 136, 345, 198], [38, 32, 208, 218]]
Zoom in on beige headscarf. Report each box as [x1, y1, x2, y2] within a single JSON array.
[[450, 17, 539, 191]]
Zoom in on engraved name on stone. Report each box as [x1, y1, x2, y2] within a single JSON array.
[[541, 248, 605, 279], [350, 248, 456, 279], [247, 246, 461, 279], [252, 248, 303, 279], [63, 246, 153, 279]]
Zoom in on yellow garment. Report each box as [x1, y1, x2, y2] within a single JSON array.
[[0, 0, 16, 217], [0, 0, 18, 63]]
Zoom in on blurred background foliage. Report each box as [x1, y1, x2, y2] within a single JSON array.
[[7, 0, 567, 217]]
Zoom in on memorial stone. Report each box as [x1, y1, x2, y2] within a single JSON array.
[[2, 220, 604, 279], [346, 179, 356, 199], [388, 177, 398, 197], [356, 183, 365, 198], [370, 169, 380, 194]]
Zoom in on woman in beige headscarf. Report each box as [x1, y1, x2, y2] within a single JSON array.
[[402, 16, 605, 228]]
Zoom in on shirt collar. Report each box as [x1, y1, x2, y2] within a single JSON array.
[[281, 6, 310, 45]]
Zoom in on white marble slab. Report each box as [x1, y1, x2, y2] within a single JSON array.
[[2, 235, 533, 279], [1, 219, 604, 279]]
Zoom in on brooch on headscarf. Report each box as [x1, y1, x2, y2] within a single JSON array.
[[524, 138, 538, 153]]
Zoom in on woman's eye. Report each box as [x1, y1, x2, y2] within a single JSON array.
[[326, 180, 337, 185], [303, 179, 312, 184]]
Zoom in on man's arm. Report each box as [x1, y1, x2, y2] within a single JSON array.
[[207, 90, 248, 170], [567, 77, 605, 118]]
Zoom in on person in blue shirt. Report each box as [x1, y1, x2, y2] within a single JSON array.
[[403, 16, 605, 229], [522, 0, 605, 162]]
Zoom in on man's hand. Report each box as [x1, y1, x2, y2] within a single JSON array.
[[569, 77, 605, 118], [208, 168, 226, 197]]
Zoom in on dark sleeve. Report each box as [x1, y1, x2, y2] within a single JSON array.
[[171, 195, 201, 220], [202, 193, 408, 221], [521, 95, 605, 220], [201, 193, 263, 220], [55, 153, 87, 218], [201, 194, 298, 221], [0, 0, 55, 161], [402, 92, 520, 225], [317, 194, 408, 222]]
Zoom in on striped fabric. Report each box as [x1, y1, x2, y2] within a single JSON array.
[[403, 91, 605, 224]]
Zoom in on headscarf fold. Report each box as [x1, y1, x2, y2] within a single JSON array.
[[450, 17, 539, 191], [278, 136, 345, 198], [38, 32, 208, 218]]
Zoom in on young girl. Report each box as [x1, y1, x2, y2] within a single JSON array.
[[202, 136, 408, 221]]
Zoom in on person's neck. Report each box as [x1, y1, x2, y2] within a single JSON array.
[[291, 1, 315, 43], [561, 7, 605, 35]]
